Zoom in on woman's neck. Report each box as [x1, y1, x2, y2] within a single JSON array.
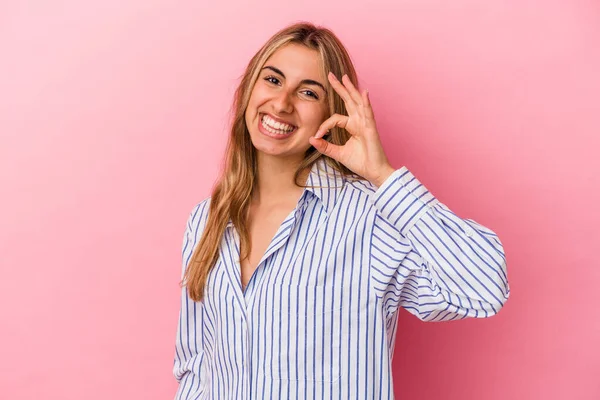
[[252, 155, 310, 207]]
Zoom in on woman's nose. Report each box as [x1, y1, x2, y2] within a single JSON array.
[[273, 91, 293, 113]]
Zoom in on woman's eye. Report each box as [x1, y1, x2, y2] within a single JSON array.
[[264, 76, 319, 100], [265, 76, 280, 85]]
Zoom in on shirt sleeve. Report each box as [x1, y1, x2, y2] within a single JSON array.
[[369, 167, 510, 322], [173, 203, 207, 399]]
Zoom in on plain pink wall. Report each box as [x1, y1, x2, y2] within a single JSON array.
[[1, 1, 598, 399]]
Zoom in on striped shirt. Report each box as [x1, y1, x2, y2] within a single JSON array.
[[173, 157, 510, 399]]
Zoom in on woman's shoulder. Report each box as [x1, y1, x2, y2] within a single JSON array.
[[185, 196, 212, 231]]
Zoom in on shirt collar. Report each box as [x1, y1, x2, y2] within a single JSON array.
[[303, 156, 346, 215], [226, 157, 346, 228]]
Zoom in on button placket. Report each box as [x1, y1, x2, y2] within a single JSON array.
[[241, 320, 250, 369]]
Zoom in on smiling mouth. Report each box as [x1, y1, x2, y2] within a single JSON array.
[[259, 113, 298, 135]]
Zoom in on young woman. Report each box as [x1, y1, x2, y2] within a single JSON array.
[[173, 22, 510, 399]]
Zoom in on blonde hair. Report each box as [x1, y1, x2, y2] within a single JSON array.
[[181, 21, 366, 302]]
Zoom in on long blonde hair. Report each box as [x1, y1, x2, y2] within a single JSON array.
[[181, 21, 366, 302]]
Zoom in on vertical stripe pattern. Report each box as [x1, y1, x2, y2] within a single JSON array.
[[173, 157, 510, 399]]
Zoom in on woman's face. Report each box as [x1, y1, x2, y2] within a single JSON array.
[[245, 43, 329, 159]]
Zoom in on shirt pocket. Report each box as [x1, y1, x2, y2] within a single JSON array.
[[259, 284, 345, 383]]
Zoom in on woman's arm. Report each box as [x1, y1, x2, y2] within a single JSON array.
[[369, 167, 510, 322], [173, 202, 208, 398]]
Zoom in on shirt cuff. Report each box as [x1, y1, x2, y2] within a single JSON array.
[[371, 166, 440, 236]]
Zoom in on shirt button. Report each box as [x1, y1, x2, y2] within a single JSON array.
[[462, 223, 474, 237]]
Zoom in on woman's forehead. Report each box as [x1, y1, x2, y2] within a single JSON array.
[[263, 45, 325, 81]]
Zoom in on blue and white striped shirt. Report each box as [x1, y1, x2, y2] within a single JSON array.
[[173, 157, 510, 399]]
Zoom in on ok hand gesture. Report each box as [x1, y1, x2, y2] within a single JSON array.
[[309, 72, 395, 187]]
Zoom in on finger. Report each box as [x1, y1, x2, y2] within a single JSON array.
[[328, 72, 357, 114], [314, 114, 349, 139], [309, 135, 344, 161], [341, 74, 364, 110], [362, 88, 375, 120]]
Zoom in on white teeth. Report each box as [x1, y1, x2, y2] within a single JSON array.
[[261, 114, 295, 132]]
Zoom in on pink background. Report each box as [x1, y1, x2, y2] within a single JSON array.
[[1, 1, 599, 399]]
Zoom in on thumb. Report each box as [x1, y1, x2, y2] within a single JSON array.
[[309, 136, 342, 161]]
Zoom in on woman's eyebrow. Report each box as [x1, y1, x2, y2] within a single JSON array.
[[261, 65, 326, 92]]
